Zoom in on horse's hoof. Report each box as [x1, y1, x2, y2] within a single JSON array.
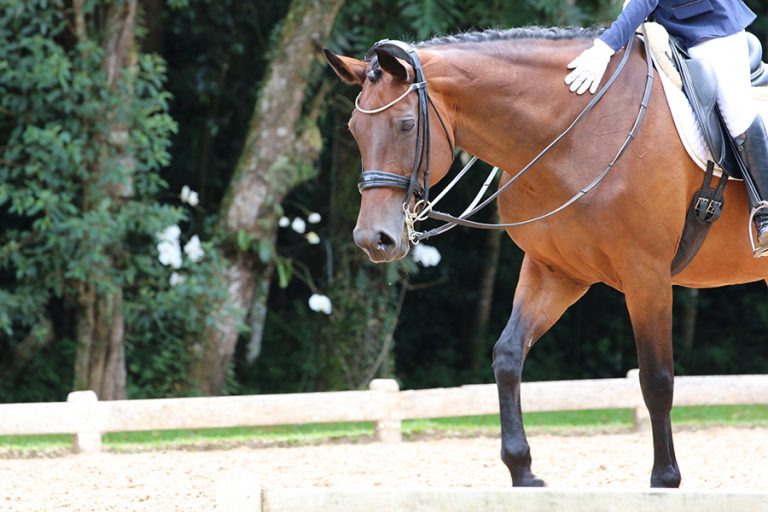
[[513, 478, 547, 487], [512, 473, 547, 487], [650, 467, 681, 488]]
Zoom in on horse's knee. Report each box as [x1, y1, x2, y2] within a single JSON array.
[[639, 367, 674, 396]]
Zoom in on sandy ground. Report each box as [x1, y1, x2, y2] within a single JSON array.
[[0, 426, 766, 511]]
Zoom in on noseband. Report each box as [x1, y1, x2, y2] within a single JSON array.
[[355, 40, 452, 207]]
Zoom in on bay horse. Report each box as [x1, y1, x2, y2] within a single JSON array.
[[324, 27, 768, 488]]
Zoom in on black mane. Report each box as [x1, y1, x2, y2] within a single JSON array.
[[415, 26, 602, 48], [365, 26, 601, 82]]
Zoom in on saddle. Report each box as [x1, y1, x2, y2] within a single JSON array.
[[669, 32, 768, 179], [644, 24, 768, 272]]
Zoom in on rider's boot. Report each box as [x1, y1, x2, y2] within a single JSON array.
[[735, 116, 768, 256]]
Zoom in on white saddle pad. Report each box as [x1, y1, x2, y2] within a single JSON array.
[[655, 62, 768, 178], [644, 23, 768, 178]]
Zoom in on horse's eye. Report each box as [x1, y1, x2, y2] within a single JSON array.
[[400, 119, 415, 132]]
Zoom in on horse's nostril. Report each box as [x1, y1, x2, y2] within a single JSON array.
[[377, 231, 396, 250]]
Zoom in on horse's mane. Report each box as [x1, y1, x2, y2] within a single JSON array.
[[365, 26, 602, 82], [415, 26, 603, 48]]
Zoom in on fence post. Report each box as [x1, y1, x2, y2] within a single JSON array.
[[626, 369, 651, 432], [369, 379, 401, 443], [67, 390, 103, 453], [216, 469, 261, 512]]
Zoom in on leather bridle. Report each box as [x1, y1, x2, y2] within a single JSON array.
[[356, 39, 453, 206], [355, 34, 654, 243]]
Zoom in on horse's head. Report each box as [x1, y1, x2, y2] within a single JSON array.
[[324, 45, 454, 263]]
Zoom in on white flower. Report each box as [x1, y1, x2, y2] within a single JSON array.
[[180, 186, 199, 207], [291, 217, 306, 234], [169, 272, 186, 286], [157, 240, 182, 269], [307, 212, 322, 224], [306, 232, 320, 245], [278, 216, 290, 228], [412, 244, 442, 267], [308, 293, 332, 315], [184, 235, 204, 263], [157, 224, 181, 243]]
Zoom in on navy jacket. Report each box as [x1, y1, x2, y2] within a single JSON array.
[[599, 0, 756, 51]]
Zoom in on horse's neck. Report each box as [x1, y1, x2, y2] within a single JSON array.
[[428, 39, 591, 173]]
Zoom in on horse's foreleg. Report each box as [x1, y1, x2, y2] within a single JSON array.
[[494, 256, 589, 487], [625, 273, 681, 488]]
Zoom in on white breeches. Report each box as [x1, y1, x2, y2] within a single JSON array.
[[688, 31, 757, 137]]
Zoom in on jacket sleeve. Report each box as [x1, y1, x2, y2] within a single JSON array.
[[598, 0, 660, 52]]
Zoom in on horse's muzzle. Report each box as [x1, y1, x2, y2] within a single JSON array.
[[353, 226, 407, 263]]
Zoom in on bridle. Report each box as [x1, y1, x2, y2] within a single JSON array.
[[356, 40, 453, 207], [355, 34, 654, 243]]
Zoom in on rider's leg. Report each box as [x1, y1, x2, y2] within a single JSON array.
[[734, 116, 768, 248], [688, 31, 768, 250]]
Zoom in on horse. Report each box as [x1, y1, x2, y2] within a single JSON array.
[[323, 27, 768, 488]]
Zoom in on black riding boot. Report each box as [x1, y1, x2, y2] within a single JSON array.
[[735, 116, 768, 254]]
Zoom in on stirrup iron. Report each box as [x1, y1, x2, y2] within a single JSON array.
[[748, 201, 768, 257]]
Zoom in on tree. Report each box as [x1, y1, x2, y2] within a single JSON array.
[[70, 0, 139, 400], [0, 0, 221, 401], [192, 0, 346, 394]]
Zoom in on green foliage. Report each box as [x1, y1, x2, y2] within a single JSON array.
[[0, 0, 228, 401], [3, 0, 768, 404], [399, 0, 461, 39], [125, 237, 232, 397]]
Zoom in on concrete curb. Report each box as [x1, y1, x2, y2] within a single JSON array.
[[216, 485, 768, 512]]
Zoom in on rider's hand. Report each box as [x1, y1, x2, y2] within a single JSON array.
[[565, 39, 615, 95]]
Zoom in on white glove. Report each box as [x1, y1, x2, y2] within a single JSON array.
[[565, 39, 615, 95]]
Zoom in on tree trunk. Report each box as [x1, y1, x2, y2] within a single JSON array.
[[139, 0, 165, 55], [0, 317, 54, 380], [72, 0, 137, 400], [193, 0, 345, 395], [469, 211, 503, 371], [680, 288, 699, 352], [74, 282, 127, 399]]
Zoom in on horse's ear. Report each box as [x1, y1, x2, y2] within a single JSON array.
[[373, 49, 413, 83], [323, 49, 366, 85]]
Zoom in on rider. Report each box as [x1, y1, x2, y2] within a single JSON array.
[[565, 0, 768, 255]]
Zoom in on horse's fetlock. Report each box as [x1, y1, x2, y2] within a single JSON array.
[[501, 444, 531, 469]]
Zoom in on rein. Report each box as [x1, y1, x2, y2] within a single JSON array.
[[355, 34, 655, 243]]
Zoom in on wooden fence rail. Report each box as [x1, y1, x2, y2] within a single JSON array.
[[1, 370, 767, 453]]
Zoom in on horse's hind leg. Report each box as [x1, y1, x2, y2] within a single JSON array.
[[624, 271, 681, 488], [494, 256, 589, 487]]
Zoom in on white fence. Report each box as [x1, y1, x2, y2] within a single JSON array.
[[1, 370, 767, 453]]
